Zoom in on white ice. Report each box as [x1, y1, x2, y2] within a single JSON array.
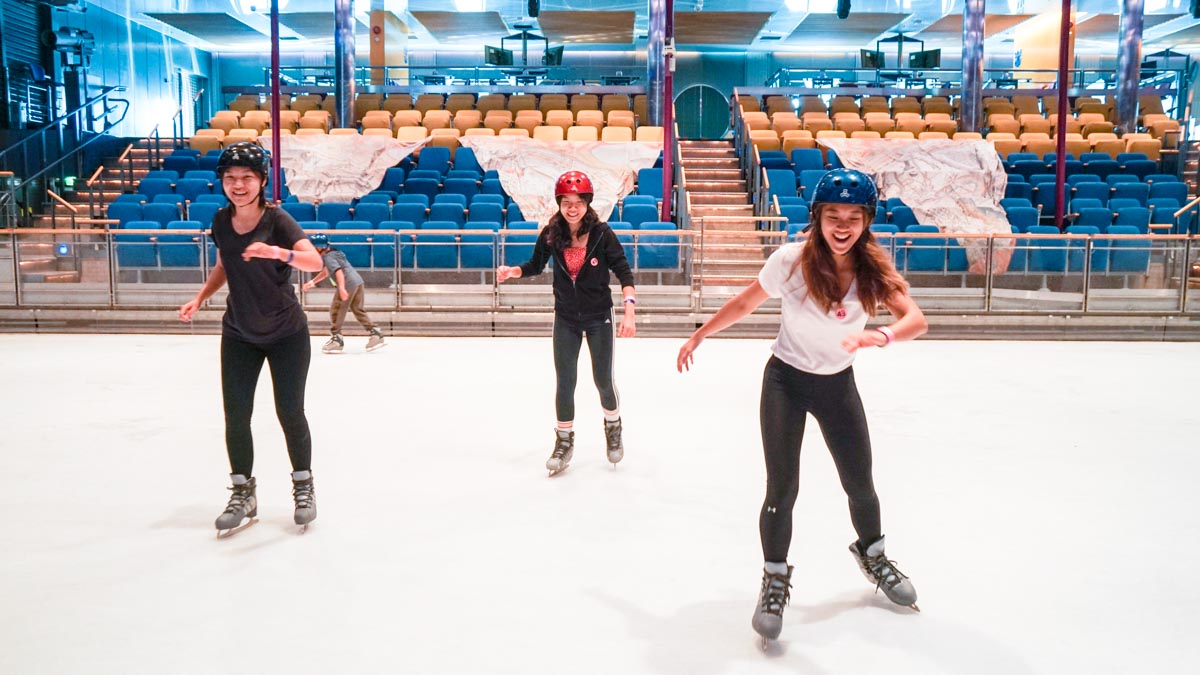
[[0, 334, 1195, 674]]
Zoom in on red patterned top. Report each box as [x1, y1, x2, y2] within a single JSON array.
[[563, 246, 587, 280]]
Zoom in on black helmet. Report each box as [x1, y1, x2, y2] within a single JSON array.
[[216, 142, 270, 184]]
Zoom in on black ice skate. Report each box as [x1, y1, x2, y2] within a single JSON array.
[[291, 470, 317, 533], [215, 475, 258, 538], [545, 429, 574, 477], [751, 564, 793, 648], [850, 535, 919, 611], [603, 418, 624, 466]]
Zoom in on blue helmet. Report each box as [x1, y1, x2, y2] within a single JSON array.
[[308, 233, 328, 249], [811, 169, 877, 213]]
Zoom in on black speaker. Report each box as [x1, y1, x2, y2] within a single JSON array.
[[837, 0, 851, 20], [529, 0, 540, 18]]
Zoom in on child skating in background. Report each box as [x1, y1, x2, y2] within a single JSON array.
[[302, 232, 386, 354], [677, 169, 928, 646]]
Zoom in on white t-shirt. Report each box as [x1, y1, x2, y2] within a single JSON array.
[[757, 242, 867, 375]]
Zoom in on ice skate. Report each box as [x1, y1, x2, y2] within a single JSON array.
[[850, 535, 919, 611], [751, 563, 793, 649], [291, 470, 317, 533], [365, 329, 386, 352], [545, 428, 574, 477], [603, 417, 624, 467], [215, 475, 258, 538], [321, 334, 344, 354]]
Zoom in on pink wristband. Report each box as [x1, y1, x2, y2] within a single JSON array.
[[876, 325, 895, 346]]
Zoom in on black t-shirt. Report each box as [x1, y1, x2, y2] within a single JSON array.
[[211, 206, 308, 343]]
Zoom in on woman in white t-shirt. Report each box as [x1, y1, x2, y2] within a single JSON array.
[[676, 168, 928, 645]]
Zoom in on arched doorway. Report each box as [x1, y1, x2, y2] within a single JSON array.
[[673, 84, 729, 139]]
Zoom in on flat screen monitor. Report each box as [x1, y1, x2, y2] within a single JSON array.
[[543, 45, 564, 67], [861, 49, 885, 70], [908, 49, 941, 69], [485, 45, 514, 67]]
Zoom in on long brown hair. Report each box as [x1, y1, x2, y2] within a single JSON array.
[[546, 194, 602, 251], [794, 203, 907, 316]]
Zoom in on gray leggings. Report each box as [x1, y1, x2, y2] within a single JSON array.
[[552, 312, 619, 423]]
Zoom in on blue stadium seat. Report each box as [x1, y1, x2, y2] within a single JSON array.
[[1005, 206, 1040, 233], [1070, 198, 1105, 213], [946, 235, 969, 272], [153, 193, 185, 205], [454, 147, 483, 175], [1009, 160, 1045, 182], [506, 201, 524, 224], [608, 222, 635, 261], [107, 201, 142, 227], [461, 221, 500, 268], [137, 178, 174, 199], [374, 221, 416, 269], [470, 194, 505, 207], [417, 147, 452, 175], [416, 221, 460, 268], [1026, 225, 1068, 273], [1000, 197, 1034, 212], [392, 202, 428, 226], [1116, 152, 1149, 164], [297, 221, 329, 232], [408, 170, 442, 182], [1113, 206, 1150, 234], [194, 194, 228, 205], [446, 169, 482, 181], [175, 178, 213, 203], [779, 204, 809, 227], [143, 202, 181, 227], [159, 220, 205, 267], [1144, 174, 1178, 186], [890, 206, 918, 228], [404, 177, 441, 202], [765, 169, 798, 204], [282, 202, 316, 222], [1005, 152, 1038, 168], [115, 220, 160, 267], [1110, 182, 1149, 206], [430, 202, 465, 226], [183, 170, 218, 181], [1107, 225, 1151, 273], [1066, 173, 1102, 186], [145, 170, 179, 181], [1122, 160, 1156, 181], [468, 202, 504, 224], [1075, 207, 1114, 233], [870, 223, 903, 269], [442, 177, 480, 201], [1148, 198, 1185, 234], [394, 194, 430, 208], [1064, 225, 1107, 272], [1006, 225, 1027, 273], [623, 203, 659, 229], [635, 222, 679, 269], [434, 192, 467, 207], [1148, 180, 1187, 204], [1072, 182, 1109, 205], [331, 221, 373, 267], [354, 202, 390, 227], [1004, 182, 1033, 201], [481, 178, 506, 196], [358, 192, 395, 205], [503, 221, 539, 266], [162, 155, 199, 174], [637, 168, 664, 199], [380, 166, 405, 194], [1105, 174, 1139, 187], [1084, 159, 1119, 180], [790, 148, 825, 174], [900, 224, 945, 272], [798, 169, 827, 200], [112, 193, 144, 205], [197, 154, 221, 172], [187, 202, 221, 227], [826, 149, 843, 169], [317, 202, 354, 224]]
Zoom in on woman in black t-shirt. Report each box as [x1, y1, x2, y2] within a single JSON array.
[[178, 142, 324, 535]]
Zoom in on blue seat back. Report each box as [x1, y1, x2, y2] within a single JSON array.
[[1072, 182, 1109, 205], [461, 221, 500, 268], [454, 147, 482, 175], [187, 202, 221, 227], [159, 220, 205, 267], [506, 201, 524, 224], [468, 202, 504, 223], [175, 178, 213, 202], [375, 221, 417, 268], [503, 221, 539, 266], [1064, 225, 1106, 272], [1113, 206, 1150, 234], [442, 177, 480, 200], [623, 203, 659, 229], [354, 202, 390, 226], [143, 202, 181, 227], [404, 177, 441, 201], [115, 220, 161, 267], [415, 220, 460, 268], [417, 147, 452, 175], [316, 202, 353, 224], [1026, 224, 1068, 272], [108, 202, 142, 226], [137, 178, 174, 198], [430, 202, 466, 226], [637, 168, 664, 199], [1075, 207, 1114, 233], [1005, 206, 1039, 233], [392, 202, 428, 225], [900, 224, 945, 272], [331, 221, 373, 267], [1107, 225, 1151, 272], [282, 202, 316, 222], [635, 222, 679, 269], [1110, 182, 1149, 206], [380, 166, 405, 193]]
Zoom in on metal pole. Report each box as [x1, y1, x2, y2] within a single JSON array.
[[1054, 0, 1073, 231], [270, 0, 282, 203], [661, 0, 674, 223], [647, 0, 665, 125], [1115, 0, 1145, 135], [960, 0, 986, 134], [334, 0, 357, 130]]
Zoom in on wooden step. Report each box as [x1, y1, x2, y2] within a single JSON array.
[[691, 205, 755, 218], [690, 193, 750, 206], [686, 168, 743, 181], [683, 158, 739, 169], [687, 180, 747, 193], [679, 140, 734, 149]]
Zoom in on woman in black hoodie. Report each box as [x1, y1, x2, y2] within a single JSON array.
[[497, 171, 637, 476]]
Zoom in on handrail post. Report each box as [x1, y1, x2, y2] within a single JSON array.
[[11, 228, 22, 307], [106, 228, 117, 308], [1082, 237, 1093, 312]]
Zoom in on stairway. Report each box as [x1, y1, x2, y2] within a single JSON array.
[[19, 139, 159, 283], [679, 139, 769, 285]]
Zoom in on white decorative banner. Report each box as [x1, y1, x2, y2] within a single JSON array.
[[817, 138, 1013, 274], [262, 134, 429, 204], [460, 136, 664, 225]]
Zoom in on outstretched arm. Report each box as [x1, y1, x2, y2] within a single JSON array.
[[841, 289, 928, 353], [677, 281, 770, 372]]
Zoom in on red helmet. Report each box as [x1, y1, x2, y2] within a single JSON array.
[[555, 171, 593, 197]]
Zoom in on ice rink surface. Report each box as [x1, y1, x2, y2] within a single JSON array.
[[0, 333, 1195, 674]]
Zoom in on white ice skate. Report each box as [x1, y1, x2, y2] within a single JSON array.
[[850, 535, 919, 611]]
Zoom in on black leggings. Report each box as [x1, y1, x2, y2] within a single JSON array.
[[552, 312, 619, 423], [759, 355, 881, 562], [220, 327, 312, 477]]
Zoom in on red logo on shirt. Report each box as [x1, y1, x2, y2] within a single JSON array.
[[835, 307, 848, 319], [590, 258, 598, 266]]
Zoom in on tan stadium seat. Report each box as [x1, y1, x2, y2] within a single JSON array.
[[533, 125, 565, 141], [499, 128, 530, 137], [393, 110, 423, 128], [464, 127, 495, 137], [601, 126, 633, 142], [566, 126, 599, 142], [383, 96, 412, 114], [635, 126, 664, 143], [396, 126, 429, 142]]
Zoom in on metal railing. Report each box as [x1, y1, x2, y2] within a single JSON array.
[[0, 86, 129, 227], [1, 228, 1196, 318]]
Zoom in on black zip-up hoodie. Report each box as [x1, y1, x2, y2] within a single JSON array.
[[518, 222, 636, 322]]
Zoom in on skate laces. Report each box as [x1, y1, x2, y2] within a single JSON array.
[[604, 420, 622, 451], [223, 484, 253, 514], [864, 551, 908, 591], [759, 571, 792, 615], [292, 480, 315, 509], [552, 434, 572, 459]]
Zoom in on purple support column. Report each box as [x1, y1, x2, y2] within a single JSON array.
[[1054, 0, 1072, 230], [269, 0, 282, 203], [661, 0, 673, 223]]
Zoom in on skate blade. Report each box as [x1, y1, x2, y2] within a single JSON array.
[[297, 523, 311, 535], [909, 603, 920, 613], [547, 466, 570, 478], [216, 517, 258, 539], [366, 343, 386, 352]]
